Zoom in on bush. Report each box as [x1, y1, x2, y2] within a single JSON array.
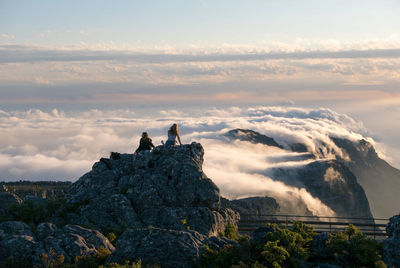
[[327, 225, 385, 268], [219, 223, 239, 241], [198, 222, 387, 268], [261, 241, 289, 268], [40, 249, 65, 267], [74, 247, 111, 268], [107, 232, 117, 244]]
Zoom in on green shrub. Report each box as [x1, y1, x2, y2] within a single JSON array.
[[40, 248, 65, 267], [261, 241, 289, 268], [198, 222, 386, 268], [107, 232, 117, 243], [327, 225, 385, 267], [74, 247, 111, 268], [219, 223, 240, 241]]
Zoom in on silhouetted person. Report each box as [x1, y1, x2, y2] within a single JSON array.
[[135, 132, 155, 154], [165, 123, 182, 145]]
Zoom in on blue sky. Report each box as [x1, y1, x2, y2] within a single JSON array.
[[1, 0, 399, 46]]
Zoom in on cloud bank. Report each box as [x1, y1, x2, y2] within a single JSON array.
[[1, 43, 399, 110], [0, 106, 378, 216]]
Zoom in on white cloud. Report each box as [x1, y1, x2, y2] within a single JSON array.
[[0, 106, 379, 215]]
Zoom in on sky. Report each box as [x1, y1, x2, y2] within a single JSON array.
[[0, 1, 400, 215]]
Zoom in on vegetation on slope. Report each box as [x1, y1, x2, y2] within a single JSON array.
[[199, 222, 386, 268]]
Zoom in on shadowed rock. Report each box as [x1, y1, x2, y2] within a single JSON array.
[[65, 143, 238, 237], [384, 214, 400, 267], [224, 129, 283, 148], [0, 221, 114, 266]]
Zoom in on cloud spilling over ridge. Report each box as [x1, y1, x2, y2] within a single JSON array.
[[0, 106, 375, 214]]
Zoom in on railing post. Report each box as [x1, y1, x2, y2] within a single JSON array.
[[329, 218, 331, 233], [373, 223, 376, 240], [285, 215, 288, 228]]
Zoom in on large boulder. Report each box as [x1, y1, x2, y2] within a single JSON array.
[[383, 214, 400, 267], [108, 227, 235, 268], [0, 221, 33, 236], [0, 221, 114, 266], [65, 143, 239, 236]]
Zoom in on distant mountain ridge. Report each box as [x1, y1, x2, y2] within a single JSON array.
[[331, 137, 400, 218], [0, 181, 71, 200], [224, 128, 400, 219]]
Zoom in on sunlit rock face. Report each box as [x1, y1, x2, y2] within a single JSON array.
[[224, 129, 374, 220], [331, 137, 400, 218]]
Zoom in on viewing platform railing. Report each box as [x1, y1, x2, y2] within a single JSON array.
[[238, 214, 389, 239]]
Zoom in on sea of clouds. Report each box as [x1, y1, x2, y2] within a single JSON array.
[[0, 106, 377, 215]]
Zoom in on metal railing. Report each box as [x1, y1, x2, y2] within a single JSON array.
[[238, 214, 389, 239]]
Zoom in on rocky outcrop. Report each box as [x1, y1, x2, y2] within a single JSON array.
[[225, 128, 374, 219], [65, 143, 238, 237], [108, 227, 235, 267], [0, 143, 239, 267], [0, 221, 114, 266], [331, 137, 400, 218], [59, 143, 239, 266], [285, 160, 373, 219], [224, 129, 283, 148], [383, 214, 400, 267]]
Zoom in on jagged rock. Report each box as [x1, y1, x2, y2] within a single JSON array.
[[38, 224, 115, 262], [0, 221, 114, 265], [108, 227, 235, 268], [272, 160, 373, 219], [36, 222, 57, 240], [331, 137, 400, 218], [0, 234, 39, 263], [0, 221, 33, 236], [65, 143, 238, 236], [383, 214, 400, 267], [224, 129, 283, 148], [386, 214, 400, 238], [0, 184, 9, 192]]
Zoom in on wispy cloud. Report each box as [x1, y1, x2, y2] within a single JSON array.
[[1, 45, 400, 64]]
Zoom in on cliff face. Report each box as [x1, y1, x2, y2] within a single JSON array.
[[331, 138, 400, 218], [225, 129, 374, 219], [277, 160, 373, 219]]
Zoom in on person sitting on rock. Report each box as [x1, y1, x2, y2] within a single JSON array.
[[135, 132, 155, 154], [165, 123, 182, 146]]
